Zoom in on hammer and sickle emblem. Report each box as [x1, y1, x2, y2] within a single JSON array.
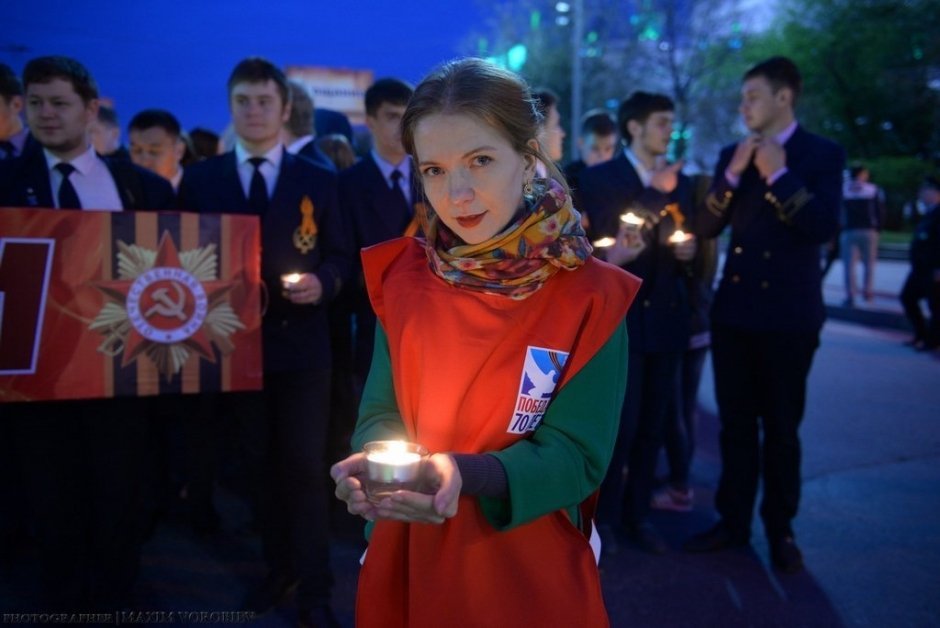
[[144, 281, 187, 321]]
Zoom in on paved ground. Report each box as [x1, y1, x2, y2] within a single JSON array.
[[3, 254, 938, 627]]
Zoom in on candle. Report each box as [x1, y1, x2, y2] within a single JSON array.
[[592, 237, 616, 248], [668, 229, 692, 244], [620, 211, 645, 227], [281, 272, 302, 290], [363, 440, 428, 503]]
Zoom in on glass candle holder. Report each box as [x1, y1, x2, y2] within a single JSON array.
[[363, 440, 428, 504], [620, 211, 645, 230], [281, 272, 301, 291]]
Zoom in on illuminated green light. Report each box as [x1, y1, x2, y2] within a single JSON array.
[[531, 10, 541, 29], [507, 44, 528, 71]]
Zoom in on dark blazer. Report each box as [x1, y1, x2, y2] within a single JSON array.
[[339, 153, 416, 252], [179, 150, 352, 372], [694, 125, 845, 333], [563, 158, 589, 218], [0, 146, 175, 211], [580, 152, 692, 353], [338, 153, 417, 377], [296, 139, 337, 173]]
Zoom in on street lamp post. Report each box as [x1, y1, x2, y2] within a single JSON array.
[[570, 0, 583, 161]]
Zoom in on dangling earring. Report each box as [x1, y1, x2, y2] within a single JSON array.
[[523, 180, 534, 197]]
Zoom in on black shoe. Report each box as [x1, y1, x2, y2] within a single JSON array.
[[241, 571, 300, 614], [298, 604, 341, 628], [770, 536, 804, 573], [684, 521, 749, 553], [627, 521, 668, 555]]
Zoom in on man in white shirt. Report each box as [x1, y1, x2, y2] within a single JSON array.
[[0, 54, 174, 613], [282, 79, 335, 172], [0, 62, 33, 160]]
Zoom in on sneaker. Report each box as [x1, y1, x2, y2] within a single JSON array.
[[650, 485, 693, 512]]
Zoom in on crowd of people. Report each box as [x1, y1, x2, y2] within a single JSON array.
[[0, 50, 937, 628]]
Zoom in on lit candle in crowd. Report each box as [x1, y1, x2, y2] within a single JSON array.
[[668, 229, 691, 244], [281, 272, 302, 290], [592, 237, 616, 248], [620, 211, 645, 227], [363, 440, 427, 504]]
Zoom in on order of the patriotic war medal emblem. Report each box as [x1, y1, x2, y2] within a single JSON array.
[[293, 195, 318, 254], [90, 231, 245, 380]]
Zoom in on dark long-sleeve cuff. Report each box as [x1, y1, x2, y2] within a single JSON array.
[[452, 453, 508, 498]]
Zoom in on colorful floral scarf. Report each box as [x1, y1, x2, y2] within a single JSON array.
[[425, 178, 593, 299]]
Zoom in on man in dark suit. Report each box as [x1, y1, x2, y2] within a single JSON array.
[[180, 57, 350, 628], [89, 104, 130, 161], [128, 108, 187, 193], [0, 55, 174, 612], [685, 57, 845, 573], [337, 77, 415, 389], [283, 79, 336, 172], [580, 91, 696, 555], [0, 62, 36, 160], [563, 107, 618, 213]]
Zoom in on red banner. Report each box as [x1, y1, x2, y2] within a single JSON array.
[[0, 208, 262, 402]]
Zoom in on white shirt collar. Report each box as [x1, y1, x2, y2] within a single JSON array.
[[235, 141, 284, 169], [44, 144, 98, 175], [371, 149, 411, 185], [623, 147, 653, 188], [775, 120, 798, 146], [285, 135, 315, 155], [170, 167, 183, 192]]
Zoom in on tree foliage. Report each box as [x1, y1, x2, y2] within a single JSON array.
[[745, 0, 940, 161], [468, 0, 940, 181], [468, 0, 762, 171]]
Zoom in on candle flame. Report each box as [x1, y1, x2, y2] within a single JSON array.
[[282, 273, 302, 285], [669, 229, 690, 244], [620, 212, 645, 226], [593, 237, 616, 248]]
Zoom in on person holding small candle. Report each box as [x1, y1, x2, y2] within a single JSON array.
[[579, 91, 696, 555], [180, 57, 352, 626], [330, 58, 640, 628]]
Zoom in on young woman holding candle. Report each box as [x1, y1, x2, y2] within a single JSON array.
[[330, 58, 640, 628]]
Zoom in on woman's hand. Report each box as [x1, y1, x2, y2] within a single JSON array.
[[330, 452, 379, 521], [371, 453, 463, 525]]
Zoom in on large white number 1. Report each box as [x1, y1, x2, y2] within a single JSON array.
[[0, 238, 56, 374]]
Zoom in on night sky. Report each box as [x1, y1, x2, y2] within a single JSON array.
[[3, 0, 487, 134]]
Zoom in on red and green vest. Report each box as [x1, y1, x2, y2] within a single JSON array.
[[356, 238, 640, 628]]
